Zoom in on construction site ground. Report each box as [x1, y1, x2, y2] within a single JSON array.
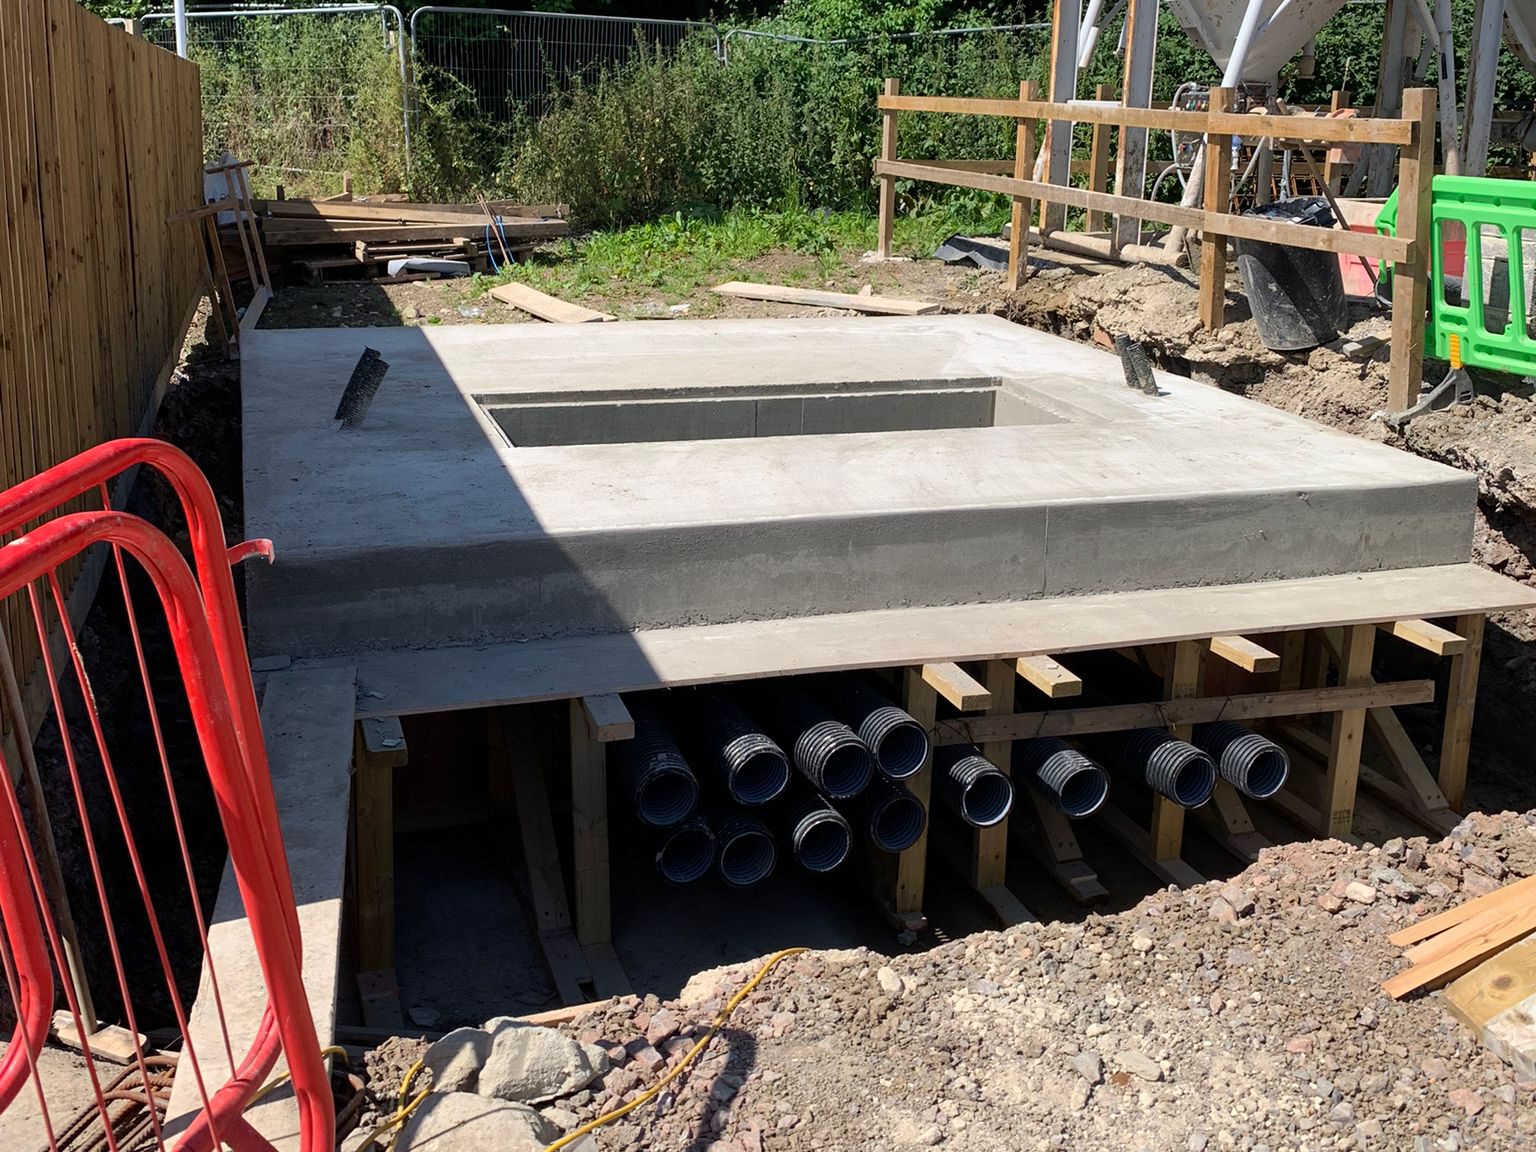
[[189, 245, 1536, 1150]]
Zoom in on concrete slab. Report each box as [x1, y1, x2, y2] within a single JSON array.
[[242, 316, 1482, 669], [164, 666, 355, 1150]]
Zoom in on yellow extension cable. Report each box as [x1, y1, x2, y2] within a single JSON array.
[[351, 946, 809, 1152]]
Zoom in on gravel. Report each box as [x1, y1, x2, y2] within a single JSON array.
[[366, 810, 1536, 1151]]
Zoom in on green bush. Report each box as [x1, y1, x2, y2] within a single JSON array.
[[499, 27, 1049, 224]]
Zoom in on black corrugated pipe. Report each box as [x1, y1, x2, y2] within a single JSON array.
[[836, 775, 927, 852], [745, 684, 875, 799], [688, 687, 792, 805], [619, 704, 700, 828], [715, 811, 778, 887], [785, 788, 853, 873], [1014, 737, 1111, 818], [1192, 721, 1291, 800], [815, 673, 929, 780], [934, 745, 1014, 828], [654, 814, 715, 885], [1119, 728, 1217, 808]]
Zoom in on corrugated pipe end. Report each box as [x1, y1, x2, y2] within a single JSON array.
[[1193, 721, 1290, 800], [654, 816, 715, 885], [791, 806, 853, 873], [935, 745, 1014, 828], [716, 815, 777, 887], [816, 674, 927, 780], [791, 721, 876, 798], [1015, 737, 1110, 818], [1123, 728, 1217, 809], [622, 720, 701, 828], [727, 740, 792, 806], [864, 780, 927, 852]]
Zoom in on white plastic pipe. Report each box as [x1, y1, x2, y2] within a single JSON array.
[[174, 0, 189, 57]]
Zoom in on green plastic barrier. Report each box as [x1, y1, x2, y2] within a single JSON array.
[[1376, 175, 1536, 378]]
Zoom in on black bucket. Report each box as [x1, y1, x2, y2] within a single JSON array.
[[1234, 197, 1347, 352]]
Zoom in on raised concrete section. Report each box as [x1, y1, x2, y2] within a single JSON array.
[[164, 666, 355, 1150], [243, 316, 1479, 667]]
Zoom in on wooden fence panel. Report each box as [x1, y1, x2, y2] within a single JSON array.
[[0, 0, 203, 756]]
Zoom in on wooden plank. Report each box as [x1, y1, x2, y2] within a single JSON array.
[[1015, 654, 1082, 698], [877, 78, 899, 258], [240, 284, 272, 334], [255, 199, 562, 225], [1446, 933, 1536, 1076], [876, 93, 1417, 145], [1151, 639, 1203, 861], [581, 942, 634, 998], [1006, 79, 1038, 289], [1388, 875, 1536, 947], [579, 693, 635, 742], [569, 699, 611, 946], [494, 710, 573, 937], [1385, 910, 1536, 999], [1096, 803, 1205, 889], [1387, 87, 1436, 412], [935, 679, 1434, 746], [1208, 633, 1281, 674], [489, 282, 616, 324], [1379, 617, 1468, 656], [354, 722, 397, 972], [874, 160, 1411, 264], [262, 220, 567, 245], [710, 281, 939, 317], [1199, 87, 1236, 330], [1439, 613, 1485, 810], [922, 662, 992, 711]]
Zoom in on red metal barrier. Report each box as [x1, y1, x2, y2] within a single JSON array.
[[0, 441, 332, 1152]]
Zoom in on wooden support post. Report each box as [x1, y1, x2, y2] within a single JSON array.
[[1112, 0, 1158, 253], [1007, 80, 1038, 290], [1279, 630, 1306, 691], [888, 668, 937, 921], [1150, 639, 1201, 859], [1323, 623, 1376, 839], [1324, 89, 1351, 192], [877, 78, 900, 259], [354, 718, 406, 973], [1440, 612, 1485, 810], [1014, 795, 1109, 903], [1041, 0, 1080, 237], [1199, 87, 1235, 331], [569, 698, 610, 947], [1087, 82, 1114, 232], [973, 660, 1015, 889], [1387, 86, 1436, 413]]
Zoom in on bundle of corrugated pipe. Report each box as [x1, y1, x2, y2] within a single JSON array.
[[615, 675, 935, 886]]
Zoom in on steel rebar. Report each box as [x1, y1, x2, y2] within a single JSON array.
[[653, 814, 716, 885], [1014, 737, 1111, 818], [837, 774, 928, 853], [1119, 728, 1217, 809], [934, 745, 1014, 828], [815, 673, 929, 781], [687, 686, 792, 805], [619, 705, 700, 828], [715, 812, 778, 888], [1192, 721, 1291, 800], [785, 788, 853, 873], [746, 684, 875, 799]]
